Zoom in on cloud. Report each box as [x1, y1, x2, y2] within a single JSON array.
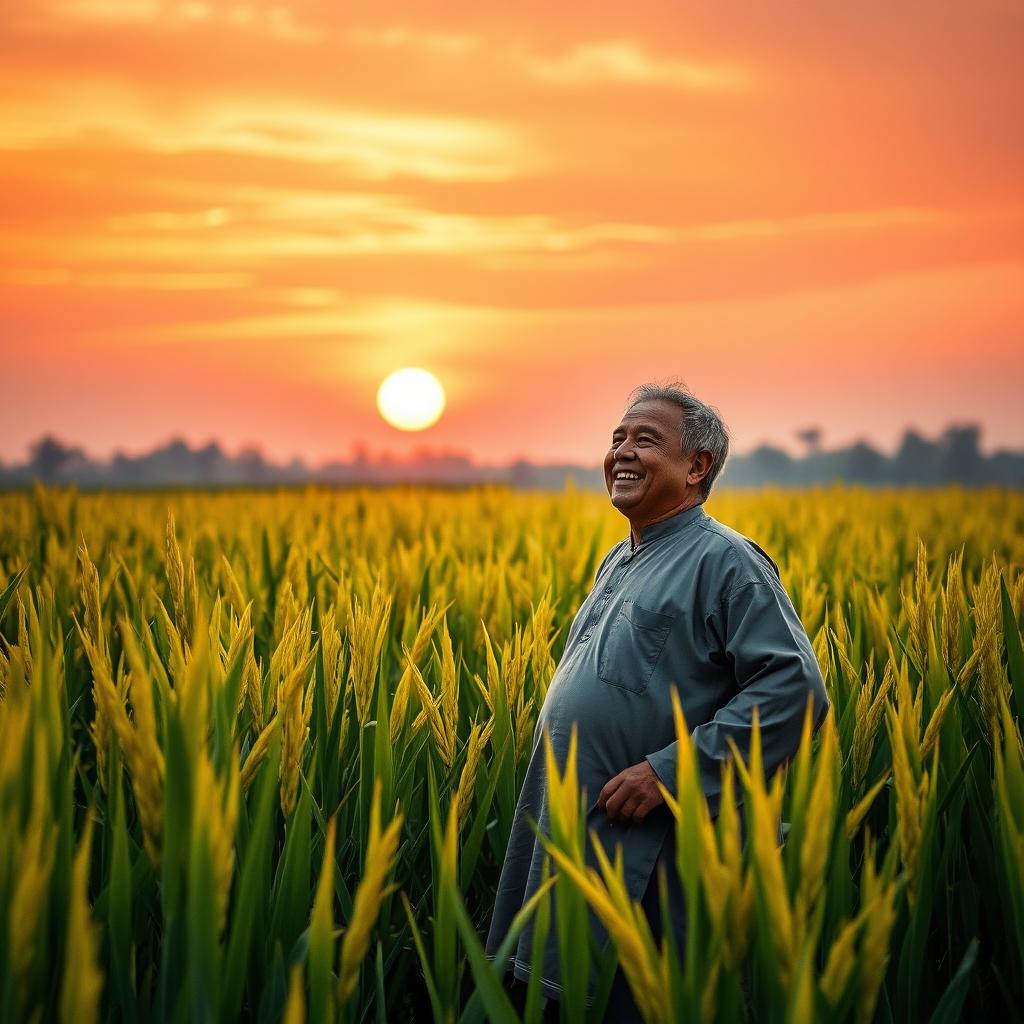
[[8, 0, 324, 41], [0, 93, 540, 182], [521, 41, 751, 91], [346, 25, 479, 55]]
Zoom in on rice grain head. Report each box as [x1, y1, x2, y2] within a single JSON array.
[[336, 781, 403, 1007]]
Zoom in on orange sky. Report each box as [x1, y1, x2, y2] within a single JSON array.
[[2, 1, 1022, 466]]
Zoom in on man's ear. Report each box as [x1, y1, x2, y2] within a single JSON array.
[[688, 450, 713, 484]]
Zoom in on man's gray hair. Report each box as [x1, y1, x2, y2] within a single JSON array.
[[625, 382, 731, 500]]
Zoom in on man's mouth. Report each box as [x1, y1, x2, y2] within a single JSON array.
[[612, 470, 644, 483]]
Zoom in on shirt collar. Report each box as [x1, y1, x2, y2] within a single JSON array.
[[630, 502, 707, 550]]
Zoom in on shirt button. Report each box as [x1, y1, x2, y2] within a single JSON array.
[[581, 633, 591, 642]]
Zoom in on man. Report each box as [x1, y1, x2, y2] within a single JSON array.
[[485, 382, 830, 1020]]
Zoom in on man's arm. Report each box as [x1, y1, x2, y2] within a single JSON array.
[[644, 576, 830, 818]]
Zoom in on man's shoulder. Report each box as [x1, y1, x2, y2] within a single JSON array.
[[694, 514, 782, 587]]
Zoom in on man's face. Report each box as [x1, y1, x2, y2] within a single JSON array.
[[603, 399, 700, 520]]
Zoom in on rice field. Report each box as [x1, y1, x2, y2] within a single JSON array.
[[0, 482, 1021, 1022]]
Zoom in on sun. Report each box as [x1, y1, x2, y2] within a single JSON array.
[[376, 367, 446, 431]]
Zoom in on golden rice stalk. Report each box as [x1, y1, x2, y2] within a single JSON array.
[[886, 704, 923, 907], [811, 622, 831, 681], [788, 941, 815, 1024], [219, 552, 249, 616], [968, 561, 1009, 740], [0, 696, 31, 788], [387, 667, 412, 742], [544, 838, 666, 1024], [900, 538, 932, 672], [407, 652, 452, 765], [284, 964, 306, 1024], [318, 606, 345, 721], [796, 711, 838, 921], [60, 816, 103, 1024], [920, 686, 956, 760], [697, 802, 731, 935], [8, 732, 57, 987], [856, 836, 899, 1024], [699, 950, 723, 1024], [845, 773, 888, 840], [279, 658, 315, 817], [76, 538, 104, 655], [240, 716, 278, 791], [194, 749, 240, 933], [940, 547, 966, 672], [78, 541, 113, 789], [455, 720, 494, 829], [273, 579, 302, 649], [388, 603, 448, 741], [346, 582, 392, 726], [500, 625, 529, 714], [514, 698, 535, 765], [862, 585, 893, 660], [223, 607, 254, 719], [473, 619, 502, 713], [890, 652, 921, 769], [242, 648, 264, 730], [151, 594, 185, 691], [15, 592, 33, 685], [336, 782, 403, 1006], [439, 615, 459, 753], [830, 623, 860, 688], [820, 905, 869, 1006], [82, 623, 164, 864], [717, 766, 753, 966], [849, 668, 873, 789], [267, 605, 313, 718], [527, 590, 558, 701], [730, 711, 794, 985], [852, 661, 894, 790], [165, 511, 197, 648], [543, 723, 582, 858]]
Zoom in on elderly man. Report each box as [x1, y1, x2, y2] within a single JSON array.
[[485, 383, 830, 1020]]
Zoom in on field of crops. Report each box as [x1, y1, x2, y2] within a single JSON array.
[[0, 483, 1021, 1023]]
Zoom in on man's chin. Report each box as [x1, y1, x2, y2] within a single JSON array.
[[609, 490, 643, 512]]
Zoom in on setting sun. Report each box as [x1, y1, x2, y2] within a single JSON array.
[[376, 368, 447, 431]]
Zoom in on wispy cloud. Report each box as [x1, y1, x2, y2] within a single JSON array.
[[0, 95, 540, 182], [347, 25, 479, 54], [11, 0, 324, 41], [521, 41, 751, 91]]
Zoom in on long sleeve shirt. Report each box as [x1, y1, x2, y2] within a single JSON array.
[[484, 501, 830, 1001]]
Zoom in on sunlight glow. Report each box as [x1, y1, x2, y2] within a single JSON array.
[[376, 367, 446, 431]]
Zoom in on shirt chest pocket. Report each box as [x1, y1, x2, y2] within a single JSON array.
[[598, 599, 675, 695]]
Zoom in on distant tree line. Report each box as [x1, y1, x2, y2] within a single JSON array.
[[0, 424, 1021, 491]]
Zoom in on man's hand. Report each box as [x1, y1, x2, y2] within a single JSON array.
[[597, 759, 665, 824]]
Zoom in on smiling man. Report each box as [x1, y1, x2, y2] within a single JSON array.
[[485, 382, 830, 1020]]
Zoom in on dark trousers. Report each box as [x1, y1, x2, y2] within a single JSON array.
[[504, 973, 561, 1022]]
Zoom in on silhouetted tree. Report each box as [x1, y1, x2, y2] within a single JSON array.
[[28, 436, 82, 481], [796, 427, 823, 453]]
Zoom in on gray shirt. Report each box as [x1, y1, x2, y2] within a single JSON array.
[[484, 501, 830, 1000]]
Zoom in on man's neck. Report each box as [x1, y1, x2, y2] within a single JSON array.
[[628, 497, 701, 549]]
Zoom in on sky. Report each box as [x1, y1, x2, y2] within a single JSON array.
[[2, 0, 1022, 467]]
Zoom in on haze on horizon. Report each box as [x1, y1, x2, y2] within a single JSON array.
[[2, 1, 1022, 468]]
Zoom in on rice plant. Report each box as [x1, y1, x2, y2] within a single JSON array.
[[0, 482, 1020, 1021]]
